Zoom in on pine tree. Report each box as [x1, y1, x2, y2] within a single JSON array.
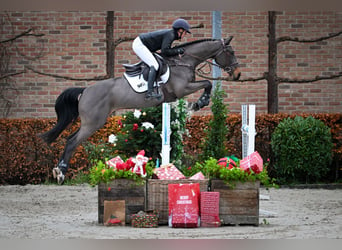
[[114, 107, 162, 159], [201, 82, 229, 160], [113, 100, 188, 163]]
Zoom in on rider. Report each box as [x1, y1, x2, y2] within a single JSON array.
[[132, 18, 191, 100]]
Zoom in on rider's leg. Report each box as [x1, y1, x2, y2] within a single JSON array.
[[132, 37, 161, 99], [145, 66, 161, 100], [132, 37, 159, 71]]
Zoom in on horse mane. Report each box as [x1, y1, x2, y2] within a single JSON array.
[[173, 38, 216, 49]]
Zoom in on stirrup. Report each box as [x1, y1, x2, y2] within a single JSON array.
[[53, 167, 65, 185]]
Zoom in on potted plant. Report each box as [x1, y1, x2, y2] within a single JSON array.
[[185, 157, 276, 226], [88, 151, 154, 224]]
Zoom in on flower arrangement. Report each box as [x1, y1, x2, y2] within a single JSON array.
[[88, 150, 155, 186], [184, 157, 277, 188]]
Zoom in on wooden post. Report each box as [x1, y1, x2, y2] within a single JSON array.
[[267, 11, 278, 114], [106, 11, 115, 78]]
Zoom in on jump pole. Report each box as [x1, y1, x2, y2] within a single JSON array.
[[241, 104, 256, 158], [161, 102, 171, 166]]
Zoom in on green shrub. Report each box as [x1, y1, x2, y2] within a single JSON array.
[[0, 114, 340, 184], [271, 116, 333, 184]]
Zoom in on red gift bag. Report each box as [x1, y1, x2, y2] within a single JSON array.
[[200, 192, 221, 227], [240, 151, 263, 174], [168, 183, 200, 228]]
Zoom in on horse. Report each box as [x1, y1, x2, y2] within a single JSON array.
[[40, 36, 241, 184]]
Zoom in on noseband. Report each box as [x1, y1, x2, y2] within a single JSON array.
[[183, 39, 239, 75]]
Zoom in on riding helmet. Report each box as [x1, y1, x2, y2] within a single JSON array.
[[172, 18, 191, 34]]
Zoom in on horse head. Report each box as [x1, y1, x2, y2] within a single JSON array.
[[214, 36, 241, 80]]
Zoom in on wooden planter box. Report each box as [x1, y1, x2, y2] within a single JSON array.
[[210, 180, 260, 226], [146, 179, 209, 225], [98, 179, 146, 224]]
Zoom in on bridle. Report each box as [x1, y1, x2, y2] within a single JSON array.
[[215, 39, 239, 74], [183, 39, 239, 75]]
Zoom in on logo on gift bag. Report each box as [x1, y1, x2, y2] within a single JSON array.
[[177, 196, 192, 204]]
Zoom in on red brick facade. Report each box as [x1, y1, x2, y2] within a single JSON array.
[[1, 11, 341, 118]]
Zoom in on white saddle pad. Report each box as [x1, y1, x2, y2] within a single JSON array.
[[124, 66, 170, 93]]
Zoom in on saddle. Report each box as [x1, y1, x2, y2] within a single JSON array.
[[123, 53, 170, 93]]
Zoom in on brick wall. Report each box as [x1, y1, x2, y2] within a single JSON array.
[[1, 11, 341, 118]]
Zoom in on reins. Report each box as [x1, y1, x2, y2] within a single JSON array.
[[182, 39, 238, 75]]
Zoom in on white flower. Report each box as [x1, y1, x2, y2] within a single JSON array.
[[108, 134, 117, 144], [141, 122, 154, 129], [133, 109, 141, 118]]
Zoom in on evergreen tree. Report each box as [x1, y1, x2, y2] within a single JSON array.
[[113, 100, 188, 164], [201, 82, 229, 160], [114, 107, 162, 159]]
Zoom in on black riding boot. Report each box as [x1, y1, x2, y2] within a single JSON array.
[[145, 66, 161, 100]]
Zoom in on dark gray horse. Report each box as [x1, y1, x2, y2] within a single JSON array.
[[40, 37, 241, 184]]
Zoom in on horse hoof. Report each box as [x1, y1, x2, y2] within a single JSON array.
[[189, 102, 200, 111], [53, 167, 65, 185]]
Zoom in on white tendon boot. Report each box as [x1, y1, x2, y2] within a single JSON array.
[[52, 167, 65, 185]]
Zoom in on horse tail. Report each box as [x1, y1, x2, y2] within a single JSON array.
[[40, 87, 85, 144]]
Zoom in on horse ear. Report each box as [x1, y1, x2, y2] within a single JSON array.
[[225, 36, 233, 45]]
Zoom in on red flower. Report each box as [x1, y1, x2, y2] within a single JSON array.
[[116, 162, 130, 171], [251, 165, 261, 174], [133, 123, 139, 131], [117, 120, 123, 128], [107, 187, 111, 191]]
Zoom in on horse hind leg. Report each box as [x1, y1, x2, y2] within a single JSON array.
[[54, 119, 107, 184]]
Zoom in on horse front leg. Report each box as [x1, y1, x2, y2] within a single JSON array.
[[184, 80, 212, 111]]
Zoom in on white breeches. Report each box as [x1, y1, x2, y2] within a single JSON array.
[[132, 36, 159, 71]]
